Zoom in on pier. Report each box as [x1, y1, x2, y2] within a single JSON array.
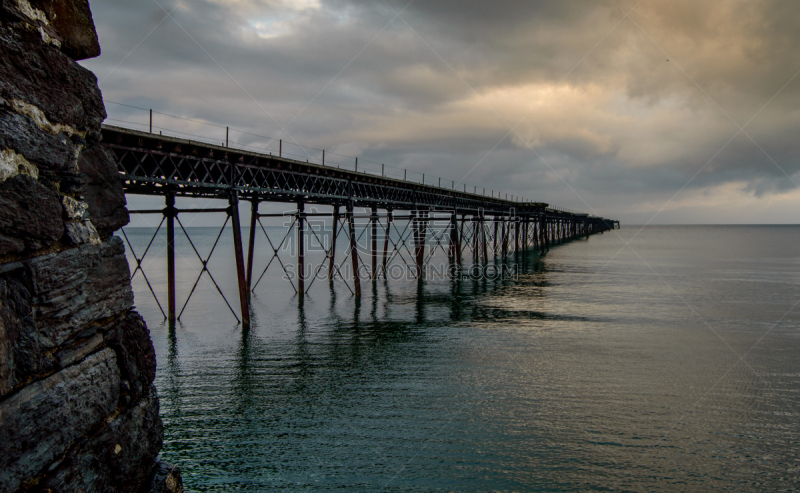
[[103, 124, 619, 329]]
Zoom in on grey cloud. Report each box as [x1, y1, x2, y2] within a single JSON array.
[[81, 0, 800, 224]]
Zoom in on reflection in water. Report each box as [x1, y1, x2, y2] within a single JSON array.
[[139, 226, 800, 492], [164, 323, 181, 418], [233, 322, 252, 415]]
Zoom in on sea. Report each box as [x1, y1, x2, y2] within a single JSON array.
[[118, 224, 800, 492]]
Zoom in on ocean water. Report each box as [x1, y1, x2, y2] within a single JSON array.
[[120, 224, 800, 492]]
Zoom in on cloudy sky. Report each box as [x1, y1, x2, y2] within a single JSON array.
[[81, 0, 800, 224]]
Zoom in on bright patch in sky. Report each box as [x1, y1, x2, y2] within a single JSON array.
[[238, 0, 322, 38]]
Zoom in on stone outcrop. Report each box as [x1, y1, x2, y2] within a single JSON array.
[[0, 174, 64, 256], [0, 0, 180, 491], [79, 145, 129, 237]]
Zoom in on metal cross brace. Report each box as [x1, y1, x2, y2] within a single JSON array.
[[120, 220, 167, 319], [303, 217, 352, 294], [382, 218, 418, 272], [251, 216, 299, 294], [176, 216, 240, 322]]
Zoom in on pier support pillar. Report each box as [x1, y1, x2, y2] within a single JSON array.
[[481, 210, 488, 264], [329, 206, 339, 280], [448, 211, 456, 260], [493, 219, 498, 257], [412, 209, 420, 277], [472, 214, 479, 264], [523, 217, 529, 261], [555, 219, 559, 244], [347, 201, 361, 296], [559, 219, 562, 244], [460, 214, 468, 265], [371, 205, 378, 279], [297, 201, 305, 295], [450, 211, 461, 267], [547, 219, 552, 249], [541, 214, 548, 254], [166, 192, 176, 327], [228, 189, 251, 328], [383, 209, 392, 276], [554, 219, 558, 244], [414, 209, 426, 278], [246, 198, 258, 295], [557, 219, 560, 244], [501, 216, 508, 259]]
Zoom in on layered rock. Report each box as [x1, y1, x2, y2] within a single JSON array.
[[0, 0, 181, 491]]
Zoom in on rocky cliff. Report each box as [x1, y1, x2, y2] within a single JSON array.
[[0, 0, 181, 491]]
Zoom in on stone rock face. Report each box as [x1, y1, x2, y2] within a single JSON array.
[[0, 237, 137, 396], [146, 461, 185, 493], [0, 0, 182, 491], [0, 262, 40, 396], [0, 22, 105, 130], [27, 237, 134, 348], [0, 108, 82, 176], [105, 312, 157, 402], [0, 174, 63, 256], [0, 348, 120, 493], [30, 0, 101, 60], [36, 386, 163, 493], [79, 144, 129, 237]]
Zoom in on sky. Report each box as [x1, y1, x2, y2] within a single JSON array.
[[80, 0, 800, 225]]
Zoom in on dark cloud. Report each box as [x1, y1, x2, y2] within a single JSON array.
[[81, 0, 800, 224]]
